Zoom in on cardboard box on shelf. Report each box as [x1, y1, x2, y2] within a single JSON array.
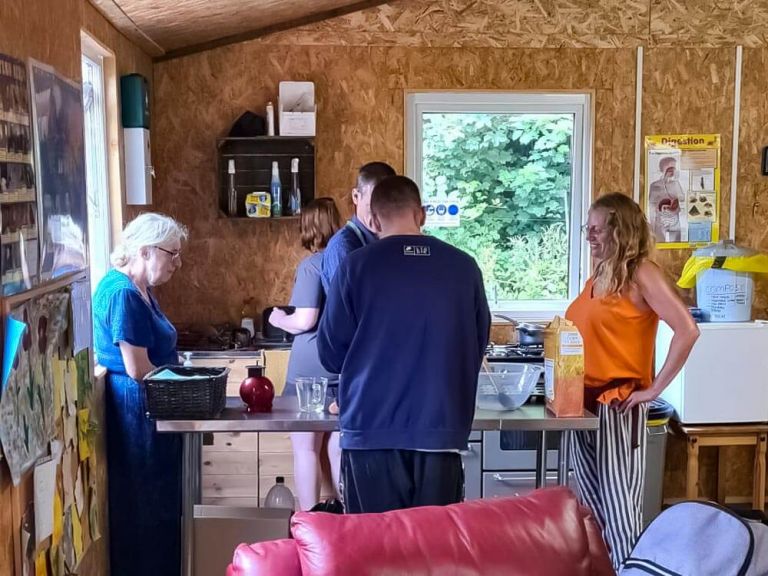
[[278, 81, 315, 136]]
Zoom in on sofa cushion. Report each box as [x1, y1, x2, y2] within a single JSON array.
[[227, 538, 300, 576], [291, 487, 613, 576]]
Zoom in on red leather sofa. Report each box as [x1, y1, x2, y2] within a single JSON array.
[[227, 487, 615, 576]]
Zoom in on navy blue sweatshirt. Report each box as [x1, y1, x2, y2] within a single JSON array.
[[317, 234, 491, 451]]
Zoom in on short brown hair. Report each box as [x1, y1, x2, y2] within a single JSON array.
[[356, 162, 396, 192], [301, 197, 342, 252], [370, 175, 422, 221]]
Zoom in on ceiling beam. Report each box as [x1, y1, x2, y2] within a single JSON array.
[[88, 0, 166, 57], [155, 0, 392, 62]]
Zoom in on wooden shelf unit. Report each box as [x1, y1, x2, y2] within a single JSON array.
[[217, 136, 315, 218]]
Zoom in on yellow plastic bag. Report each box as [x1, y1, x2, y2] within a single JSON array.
[[677, 253, 768, 288]]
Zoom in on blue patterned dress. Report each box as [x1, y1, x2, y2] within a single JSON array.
[[92, 269, 181, 576]]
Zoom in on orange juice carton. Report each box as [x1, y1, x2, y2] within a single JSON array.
[[544, 316, 584, 417]]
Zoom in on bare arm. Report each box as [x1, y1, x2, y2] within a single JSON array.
[[118, 341, 155, 381], [268, 308, 320, 335], [620, 261, 699, 412]]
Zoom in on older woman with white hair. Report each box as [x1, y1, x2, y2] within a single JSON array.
[[92, 212, 187, 576]]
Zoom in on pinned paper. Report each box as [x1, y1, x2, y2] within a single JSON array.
[[53, 359, 65, 414], [72, 508, 83, 563], [2, 316, 26, 391], [52, 491, 63, 546], [77, 409, 91, 461], [70, 280, 92, 354], [62, 448, 74, 509], [61, 508, 74, 570], [35, 550, 48, 576], [89, 487, 101, 541], [49, 545, 61, 576], [65, 360, 78, 415], [74, 465, 84, 516], [34, 457, 57, 544], [50, 439, 63, 465], [63, 410, 76, 448]]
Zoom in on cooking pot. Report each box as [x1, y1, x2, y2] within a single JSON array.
[[232, 327, 252, 349], [517, 322, 547, 346], [262, 306, 295, 342]]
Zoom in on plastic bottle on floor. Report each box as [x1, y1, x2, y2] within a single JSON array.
[[264, 476, 295, 511]]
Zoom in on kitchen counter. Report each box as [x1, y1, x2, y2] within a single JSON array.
[[180, 349, 265, 359], [156, 396, 598, 433], [158, 396, 597, 576]]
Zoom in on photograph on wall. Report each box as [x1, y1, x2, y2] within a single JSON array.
[[0, 53, 40, 295], [644, 134, 720, 249], [29, 60, 87, 281]]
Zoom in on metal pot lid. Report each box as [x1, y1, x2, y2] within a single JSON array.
[[518, 322, 548, 331]]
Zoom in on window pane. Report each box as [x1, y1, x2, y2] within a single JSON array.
[[81, 53, 111, 290], [421, 112, 574, 306]]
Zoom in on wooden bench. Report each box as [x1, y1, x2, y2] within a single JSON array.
[[670, 421, 768, 510]]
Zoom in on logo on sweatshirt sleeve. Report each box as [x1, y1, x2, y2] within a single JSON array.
[[403, 245, 431, 256]]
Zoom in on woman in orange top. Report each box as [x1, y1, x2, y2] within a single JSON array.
[[566, 193, 699, 569]]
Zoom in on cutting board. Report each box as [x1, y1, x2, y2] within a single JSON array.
[[263, 349, 291, 395]]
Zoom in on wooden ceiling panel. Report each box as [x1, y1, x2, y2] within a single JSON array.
[[88, 0, 390, 58]]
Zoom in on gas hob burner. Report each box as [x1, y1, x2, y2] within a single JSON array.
[[485, 343, 544, 362]]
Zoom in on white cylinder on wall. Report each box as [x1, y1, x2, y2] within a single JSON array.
[[124, 127, 152, 205]]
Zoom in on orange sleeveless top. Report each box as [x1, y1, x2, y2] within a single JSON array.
[[565, 278, 659, 405]]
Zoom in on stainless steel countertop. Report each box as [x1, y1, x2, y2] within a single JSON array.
[[156, 396, 598, 433], [180, 349, 265, 359]]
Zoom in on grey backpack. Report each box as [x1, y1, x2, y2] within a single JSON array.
[[620, 501, 768, 576]]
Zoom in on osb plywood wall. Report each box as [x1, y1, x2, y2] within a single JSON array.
[[151, 46, 635, 324], [250, 0, 768, 48], [151, 0, 768, 324], [0, 2, 151, 574]]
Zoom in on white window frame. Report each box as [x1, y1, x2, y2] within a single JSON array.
[[81, 37, 112, 291], [406, 91, 593, 320]]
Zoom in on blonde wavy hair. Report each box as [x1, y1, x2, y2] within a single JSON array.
[[591, 193, 654, 296]]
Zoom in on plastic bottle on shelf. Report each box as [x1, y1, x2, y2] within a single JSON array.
[[289, 157, 301, 215], [264, 476, 295, 511], [227, 159, 237, 216], [266, 101, 275, 136], [270, 161, 282, 217]]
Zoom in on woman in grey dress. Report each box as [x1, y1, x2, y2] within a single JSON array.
[[268, 198, 342, 510]]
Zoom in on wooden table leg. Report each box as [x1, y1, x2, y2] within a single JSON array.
[[686, 436, 700, 501], [753, 433, 767, 511], [717, 446, 727, 504]]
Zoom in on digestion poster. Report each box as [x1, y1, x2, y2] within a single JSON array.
[[644, 134, 720, 249]]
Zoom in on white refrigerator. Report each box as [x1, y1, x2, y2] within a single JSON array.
[[656, 321, 768, 424]]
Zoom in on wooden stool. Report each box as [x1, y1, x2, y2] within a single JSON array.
[[671, 421, 768, 510]]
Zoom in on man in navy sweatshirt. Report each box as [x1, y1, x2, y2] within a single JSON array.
[[320, 161, 396, 292], [317, 175, 491, 513]]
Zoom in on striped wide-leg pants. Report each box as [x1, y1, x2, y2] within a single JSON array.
[[571, 402, 649, 570]]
